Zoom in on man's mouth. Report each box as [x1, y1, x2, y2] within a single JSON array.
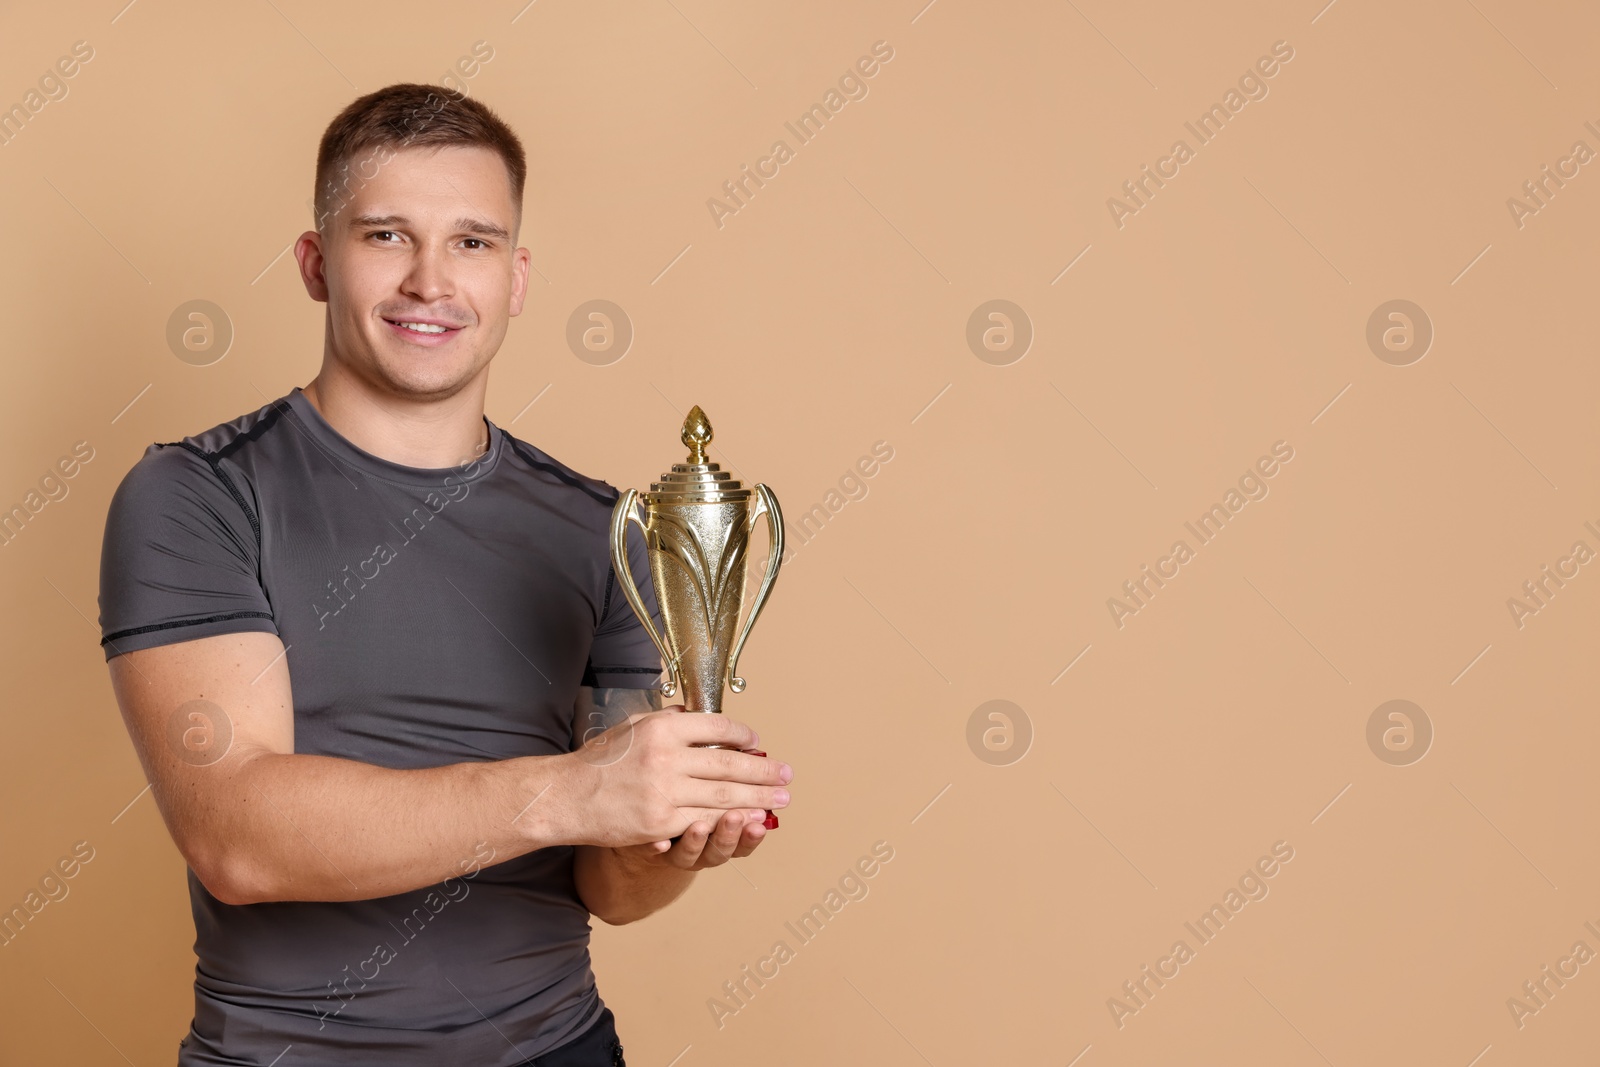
[[382, 317, 465, 342]]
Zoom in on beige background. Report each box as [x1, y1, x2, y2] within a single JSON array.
[[2, 0, 1597, 1063]]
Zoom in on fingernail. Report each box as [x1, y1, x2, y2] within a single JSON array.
[[773, 789, 790, 806], [778, 763, 793, 783]]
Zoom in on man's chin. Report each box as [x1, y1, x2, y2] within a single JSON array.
[[365, 359, 485, 403]]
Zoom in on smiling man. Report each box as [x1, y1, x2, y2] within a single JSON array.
[[97, 83, 793, 1067]]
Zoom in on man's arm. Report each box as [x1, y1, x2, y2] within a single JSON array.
[[109, 632, 790, 906], [571, 686, 781, 925]]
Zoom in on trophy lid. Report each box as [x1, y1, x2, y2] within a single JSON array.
[[645, 405, 751, 504]]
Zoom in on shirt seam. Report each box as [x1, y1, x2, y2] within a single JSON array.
[[172, 440, 263, 558], [599, 566, 615, 626], [501, 432, 617, 507], [102, 610, 275, 646]]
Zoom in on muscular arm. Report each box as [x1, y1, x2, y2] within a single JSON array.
[[571, 686, 775, 925], [109, 633, 790, 906]]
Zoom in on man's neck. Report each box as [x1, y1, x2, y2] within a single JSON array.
[[301, 372, 491, 470]]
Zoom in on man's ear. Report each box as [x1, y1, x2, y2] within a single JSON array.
[[508, 243, 531, 317], [295, 230, 330, 303]]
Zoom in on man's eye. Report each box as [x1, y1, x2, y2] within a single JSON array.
[[463, 238, 487, 250], [369, 230, 399, 242]]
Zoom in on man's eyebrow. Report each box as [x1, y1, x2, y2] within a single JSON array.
[[348, 213, 511, 241]]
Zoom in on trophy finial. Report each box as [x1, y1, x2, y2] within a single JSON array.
[[682, 405, 713, 464]]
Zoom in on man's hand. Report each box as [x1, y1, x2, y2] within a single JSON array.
[[566, 691, 792, 849], [623, 803, 772, 871], [570, 687, 791, 923]]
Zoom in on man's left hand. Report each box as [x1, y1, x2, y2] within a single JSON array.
[[622, 807, 770, 871]]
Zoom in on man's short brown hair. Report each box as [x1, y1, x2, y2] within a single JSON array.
[[313, 82, 526, 235]]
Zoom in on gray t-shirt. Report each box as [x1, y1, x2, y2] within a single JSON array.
[[98, 386, 663, 1067]]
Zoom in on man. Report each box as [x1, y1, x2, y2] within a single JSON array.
[[97, 83, 793, 1067]]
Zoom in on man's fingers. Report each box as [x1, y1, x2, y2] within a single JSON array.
[[730, 810, 767, 858], [655, 810, 767, 866], [680, 777, 789, 814], [668, 822, 711, 867], [705, 809, 745, 860], [660, 709, 759, 750], [684, 748, 792, 786], [731, 833, 763, 859]]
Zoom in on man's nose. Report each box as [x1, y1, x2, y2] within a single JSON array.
[[400, 245, 456, 304]]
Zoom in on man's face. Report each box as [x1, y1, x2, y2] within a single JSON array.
[[296, 144, 529, 401]]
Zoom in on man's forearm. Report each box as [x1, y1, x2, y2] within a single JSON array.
[[204, 749, 580, 905], [573, 843, 696, 925]]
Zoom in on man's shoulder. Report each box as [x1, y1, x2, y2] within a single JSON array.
[[171, 395, 294, 460], [494, 427, 623, 513], [123, 395, 291, 474], [106, 398, 294, 544]]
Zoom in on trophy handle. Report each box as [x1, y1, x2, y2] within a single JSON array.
[[727, 483, 784, 694], [609, 488, 680, 698]]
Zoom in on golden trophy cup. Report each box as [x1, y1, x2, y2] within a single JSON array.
[[609, 406, 784, 799]]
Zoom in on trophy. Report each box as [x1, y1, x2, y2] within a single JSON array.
[[609, 406, 785, 829]]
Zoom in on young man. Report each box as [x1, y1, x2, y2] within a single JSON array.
[[97, 83, 793, 1067]]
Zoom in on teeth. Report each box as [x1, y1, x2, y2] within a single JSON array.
[[395, 321, 448, 334]]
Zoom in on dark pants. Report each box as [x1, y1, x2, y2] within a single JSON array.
[[517, 1005, 625, 1067]]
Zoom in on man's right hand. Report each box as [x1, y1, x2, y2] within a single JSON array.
[[562, 707, 792, 849]]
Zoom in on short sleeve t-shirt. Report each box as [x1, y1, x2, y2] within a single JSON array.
[[97, 387, 664, 1067]]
